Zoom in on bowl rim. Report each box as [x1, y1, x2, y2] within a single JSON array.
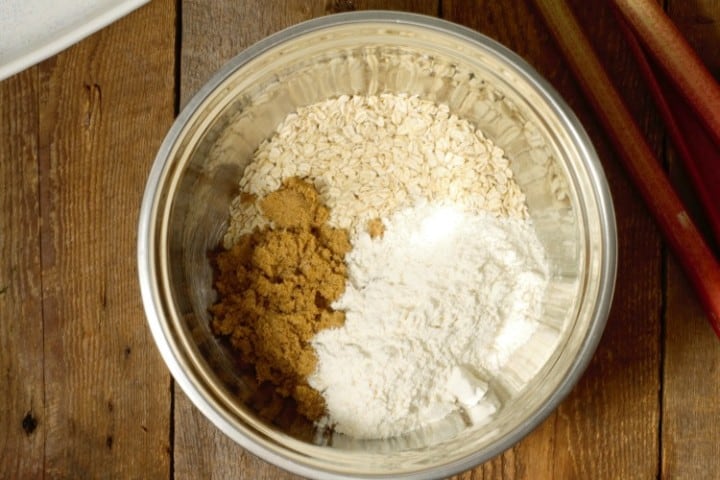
[[138, 10, 617, 480]]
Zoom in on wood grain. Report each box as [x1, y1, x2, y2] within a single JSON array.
[[35, 1, 176, 477], [180, 0, 440, 107], [445, 1, 663, 478], [663, 1, 720, 478], [0, 68, 44, 479]]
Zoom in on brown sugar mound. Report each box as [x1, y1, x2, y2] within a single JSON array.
[[210, 177, 351, 420]]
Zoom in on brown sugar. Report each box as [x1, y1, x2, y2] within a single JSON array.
[[366, 217, 385, 239], [210, 177, 351, 420]]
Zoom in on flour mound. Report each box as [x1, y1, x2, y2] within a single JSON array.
[[308, 202, 549, 439]]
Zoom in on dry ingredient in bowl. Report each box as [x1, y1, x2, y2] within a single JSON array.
[[223, 93, 528, 247], [310, 201, 549, 438], [212, 92, 550, 440], [210, 178, 351, 420]]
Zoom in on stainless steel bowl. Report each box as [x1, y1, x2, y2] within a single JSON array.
[[138, 11, 616, 479]]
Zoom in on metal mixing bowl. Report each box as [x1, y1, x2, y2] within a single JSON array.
[[138, 11, 616, 479]]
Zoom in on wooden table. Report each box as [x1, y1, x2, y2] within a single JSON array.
[[2, 1, 719, 478]]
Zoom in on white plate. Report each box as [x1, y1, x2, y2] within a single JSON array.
[[0, 0, 149, 81]]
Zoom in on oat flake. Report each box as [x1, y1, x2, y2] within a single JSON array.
[[223, 93, 528, 248]]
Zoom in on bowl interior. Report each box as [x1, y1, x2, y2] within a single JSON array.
[[146, 13, 613, 478]]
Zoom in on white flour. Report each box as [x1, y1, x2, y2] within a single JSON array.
[[308, 201, 549, 439]]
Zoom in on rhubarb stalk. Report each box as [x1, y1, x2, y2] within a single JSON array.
[[615, 13, 720, 249], [531, 0, 720, 338], [611, 0, 720, 149]]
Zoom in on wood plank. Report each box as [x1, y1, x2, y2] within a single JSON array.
[[444, 1, 663, 478], [37, 1, 176, 477], [0, 68, 44, 479], [176, 1, 438, 478], [180, 0, 440, 107], [663, 1, 720, 478]]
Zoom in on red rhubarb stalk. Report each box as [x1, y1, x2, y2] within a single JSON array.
[[611, 0, 720, 150], [615, 14, 720, 249], [532, 0, 720, 338]]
